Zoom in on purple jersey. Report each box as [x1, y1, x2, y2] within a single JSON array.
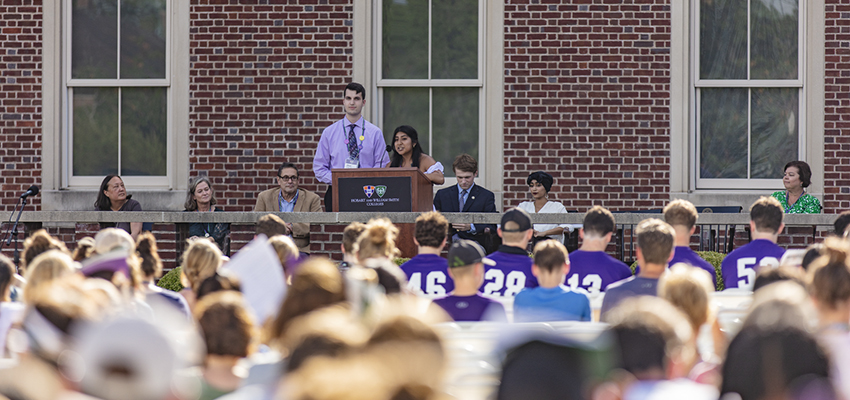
[[400, 254, 454, 296], [564, 250, 632, 293], [671, 247, 717, 288], [432, 294, 507, 322], [721, 239, 785, 290], [479, 246, 538, 298]]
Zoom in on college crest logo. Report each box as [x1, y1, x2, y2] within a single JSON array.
[[363, 185, 375, 198], [376, 185, 387, 198]]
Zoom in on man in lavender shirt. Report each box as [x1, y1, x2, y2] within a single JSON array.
[[312, 82, 390, 211]]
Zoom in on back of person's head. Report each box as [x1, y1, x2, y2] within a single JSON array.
[[135, 232, 162, 279], [23, 249, 76, 304], [498, 340, 590, 400], [808, 237, 850, 311], [532, 240, 569, 274], [803, 243, 826, 271], [256, 213, 288, 238], [752, 264, 805, 292], [366, 259, 407, 295], [194, 291, 256, 358], [356, 218, 399, 261], [452, 153, 478, 174], [605, 296, 693, 379], [342, 222, 367, 255], [21, 229, 69, 271], [269, 235, 300, 279], [834, 211, 850, 236], [72, 236, 96, 262], [658, 263, 713, 332], [94, 228, 136, 254], [636, 218, 675, 265], [368, 315, 442, 348], [500, 208, 533, 244], [663, 199, 698, 229], [195, 271, 242, 301], [746, 281, 813, 331], [0, 254, 15, 300], [750, 196, 784, 234], [266, 258, 346, 345], [414, 211, 448, 248], [582, 205, 616, 237], [721, 325, 833, 400], [179, 238, 223, 292]]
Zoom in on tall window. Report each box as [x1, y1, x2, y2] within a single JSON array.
[[377, 0, 483, 177], [695, 0, 802, 189], [64, 0, 170, 186]]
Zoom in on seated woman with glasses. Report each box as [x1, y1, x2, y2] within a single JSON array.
[[185, 176, 230, 252], [385, 125, 445, 185], [516, 171, 578, 247]]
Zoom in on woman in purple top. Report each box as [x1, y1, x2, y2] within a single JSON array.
[[95, 174, 142, 240]]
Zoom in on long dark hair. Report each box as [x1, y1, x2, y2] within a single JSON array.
[[388, 125, 424, 168], [94, 174, 131, 210]]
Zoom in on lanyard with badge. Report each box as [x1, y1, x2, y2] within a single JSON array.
[[344, 120, 365, 169]]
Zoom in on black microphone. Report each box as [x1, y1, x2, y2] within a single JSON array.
[[20, 185, 39, 198], [386, 144, 393, 153]]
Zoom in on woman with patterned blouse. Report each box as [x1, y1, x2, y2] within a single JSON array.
[[771, 161, 821, 214]]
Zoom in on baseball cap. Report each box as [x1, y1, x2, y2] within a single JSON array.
[[500, 208, 532, 232], [448, 240, 495, 268]]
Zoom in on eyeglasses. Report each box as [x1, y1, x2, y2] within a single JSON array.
[[278, 175, 298, 182]]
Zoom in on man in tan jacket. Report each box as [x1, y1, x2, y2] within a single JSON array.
[[254, 163, 323, 253]]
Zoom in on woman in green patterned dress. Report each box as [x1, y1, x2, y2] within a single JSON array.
[[771, 161, 821, 214]]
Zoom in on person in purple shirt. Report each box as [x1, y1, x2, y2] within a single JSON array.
[[432, 240, 507, 322], [601, 218, 676, 321], [480, 208, 538, 298], [312, 82, 389, 211], [401, 211, 454, 296], [663, 199, 718, 289], [721, 196, 786, 291], [564, 206, 632, 294]]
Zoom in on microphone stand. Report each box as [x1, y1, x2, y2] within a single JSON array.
[[1, 196, 27, 270]]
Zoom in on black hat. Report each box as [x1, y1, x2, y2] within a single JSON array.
[[500, 208, 532, 233], [448, 240, 495, 268]]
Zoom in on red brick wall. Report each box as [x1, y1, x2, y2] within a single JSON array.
[[824, 0, 850, 213], [502, 1, 671, 212], [0, 0, 42, 210], [189, 0, 354, 258]]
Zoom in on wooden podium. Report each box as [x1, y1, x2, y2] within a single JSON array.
[[332, 167, 433, 257]]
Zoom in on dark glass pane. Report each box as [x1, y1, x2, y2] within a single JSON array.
[[121, 0, 167, 79], [432, 0, 478, 79], [383, 87, 430, 154], [751, 88, 798, 179], [751, 0, 798, 79], [699, 0, 746, 79], [433, 87, 478, 177], [382, 0, 428, 79], [121, 87, 167, 176], [72, 0, 118, 79], [700, 88, 748, 178], [73, 87, 118, 176]]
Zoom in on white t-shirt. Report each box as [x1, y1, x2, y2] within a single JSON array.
[[516, 200, 581, 241], [0, 302, 24, 358]]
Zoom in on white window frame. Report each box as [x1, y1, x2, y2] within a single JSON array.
[[692, 0, 805, 190], [62, 0, 173, 188], [669, 0, 824, 209], [374, 0, 486, 181]]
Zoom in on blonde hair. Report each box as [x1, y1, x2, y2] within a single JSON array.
[[180, 239, 223, 292], [663, 199, 698, 229], [94, 228, 136, 254], [808, 237, 850, 309], [23, 249, 76, 304], [72, 237, 96, 262], [342, 222, 367, 254], [269, 235, 300, 279], [356, 218, 399, 261], [658, 263, 714, 332]]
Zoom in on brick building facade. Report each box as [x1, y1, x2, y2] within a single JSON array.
[[0, 0, 845, 264]]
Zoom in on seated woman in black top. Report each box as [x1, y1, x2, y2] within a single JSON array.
[[185, 176, 230, 252], [95, 174, 142, 239]]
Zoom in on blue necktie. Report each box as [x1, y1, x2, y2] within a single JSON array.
[[460, 189, 468, 211], [347, 124, 360, 159]]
